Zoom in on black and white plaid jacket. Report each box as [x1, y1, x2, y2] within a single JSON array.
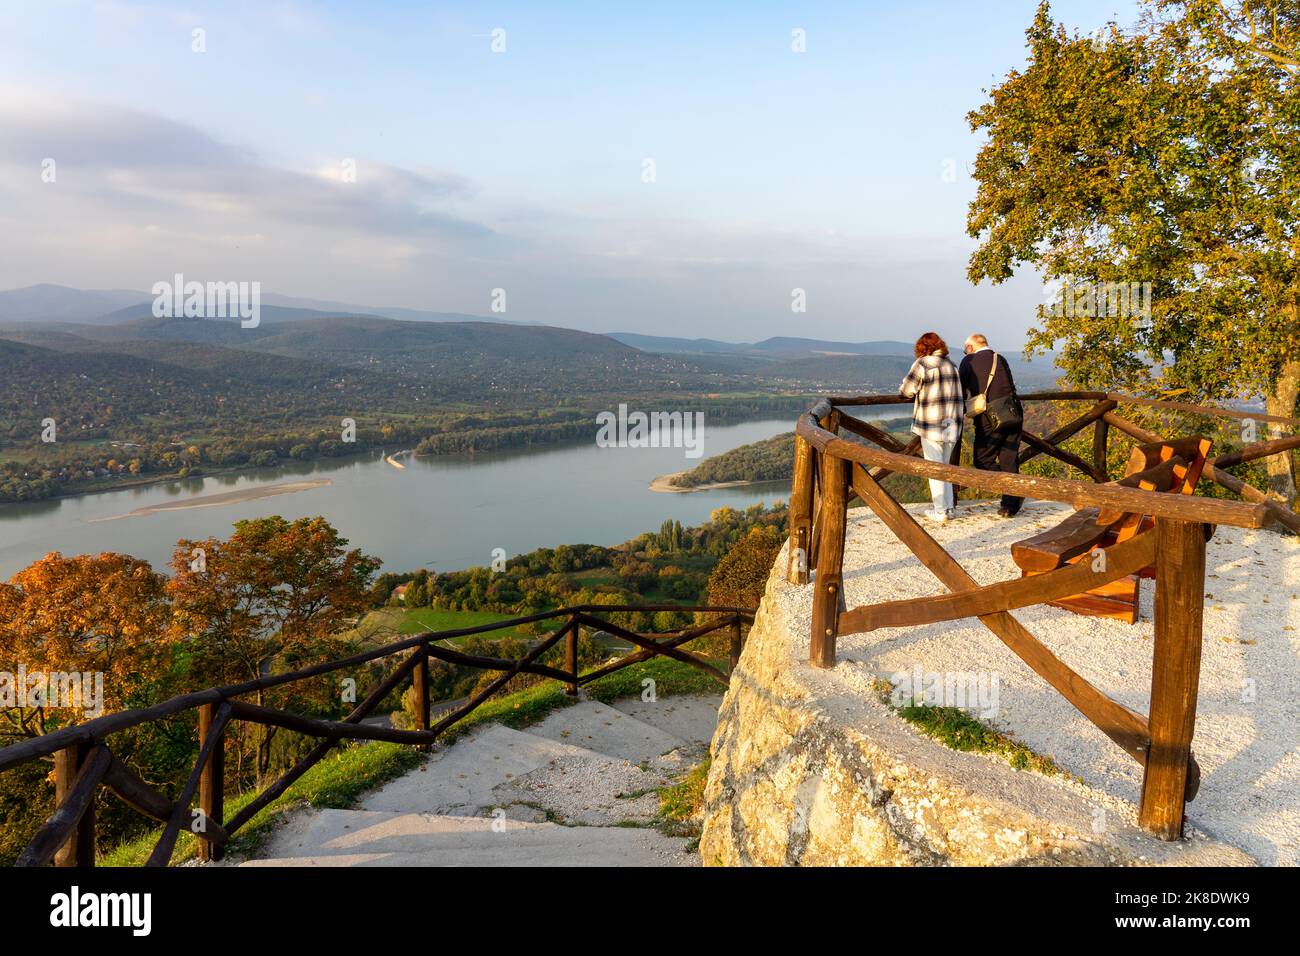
[[900, 352, 963, 444]]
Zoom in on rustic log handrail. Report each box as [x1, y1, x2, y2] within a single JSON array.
[[0, 603, 753, 867], [788, 389, 1300, 843], [798, 416, 1276, 529]]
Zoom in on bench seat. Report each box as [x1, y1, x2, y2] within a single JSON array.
[[1009, 437, 1211, 624]]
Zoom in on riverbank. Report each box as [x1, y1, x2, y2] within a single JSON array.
[[649, 472, 758, 493], [89, 479, 333, 521]]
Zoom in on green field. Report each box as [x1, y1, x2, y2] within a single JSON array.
[[347, 606, 566, 647], [398, 607, 519, 637]]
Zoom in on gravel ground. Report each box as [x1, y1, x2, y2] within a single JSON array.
[[777, 500, 1299, 865], [496, 749, 695, 827]]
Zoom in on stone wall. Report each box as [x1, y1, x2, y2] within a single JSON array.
[[698, 543, 1252, 867]]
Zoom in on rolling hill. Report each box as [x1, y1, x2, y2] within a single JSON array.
[[608, 331, 1060, 387], [605, 332, 919, 358], [0, 284, 517, 327], [760, 354, 917, 388], [0, 285, 152, 323]]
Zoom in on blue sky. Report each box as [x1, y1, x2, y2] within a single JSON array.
[[0, 0, 1141, 347]]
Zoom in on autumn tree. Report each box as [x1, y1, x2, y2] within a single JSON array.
[[0, 553, 171, 742], [967, 0, 1300, 502], [694, 526, 782, 656], [168, 516, 379, 778]]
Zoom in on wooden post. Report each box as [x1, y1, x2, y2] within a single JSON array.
[[565, 618, 580, 697], [1093, 416, 1110, 481], [413, 647, 431, 751], [53, 744, 95, 867], [728, 616, 743, 673], [807, 409, 842, 576], [1138, 518, 1207, 839], [788, 434, 814, 584], [197, 702, 225, 862], [810, 452, 849, 668]]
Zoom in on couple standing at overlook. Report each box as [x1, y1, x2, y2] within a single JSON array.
[[899, 332, 1025, 525]]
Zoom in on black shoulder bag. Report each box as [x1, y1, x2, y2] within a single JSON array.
[[977, 352, 1023, 434]]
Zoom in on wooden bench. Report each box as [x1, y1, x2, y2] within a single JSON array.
[[1011, 437, 1213, 623]]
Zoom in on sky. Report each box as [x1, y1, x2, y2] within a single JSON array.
[[0, 0, 1143, 348]]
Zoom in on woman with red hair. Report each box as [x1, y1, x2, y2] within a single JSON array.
[[899, 332, 963, 523]]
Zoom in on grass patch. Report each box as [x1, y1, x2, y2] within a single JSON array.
[[655, 756, 712, 849], [657, 757, 711, 824], [585, 655, 727, 704], [398, 607, 517, 637], [347, 607, 561, 645], [870, 678, 1060, 777]]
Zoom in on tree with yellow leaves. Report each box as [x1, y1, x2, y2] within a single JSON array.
[[0, 553, 171, 742]]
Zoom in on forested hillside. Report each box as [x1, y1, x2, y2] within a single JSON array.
[[0, 319, 813, 502]]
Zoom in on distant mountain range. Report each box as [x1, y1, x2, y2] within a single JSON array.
[[0, 284, 516, 327], [605, 332, 923, 357], [0, 285, 155, 323], [605, 331, 1057, 383], [0, 284, 1061, 394]]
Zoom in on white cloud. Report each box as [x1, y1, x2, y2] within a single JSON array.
[[0, 88, 1044, 343]]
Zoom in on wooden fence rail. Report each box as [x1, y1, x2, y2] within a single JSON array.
[[0, 604, 753, 867], [789, 390, 1300, 841]]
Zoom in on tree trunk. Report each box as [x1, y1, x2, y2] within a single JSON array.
[[1265, 357, 1300, 507]]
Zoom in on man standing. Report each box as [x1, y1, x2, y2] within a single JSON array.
[[958, 334, 1024, 517]]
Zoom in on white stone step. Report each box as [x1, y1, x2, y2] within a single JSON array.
[[606, 695, 723, 746], [521, 700, 687, 762], [359, 722, 620, 816], [244, 808, 696, 867]]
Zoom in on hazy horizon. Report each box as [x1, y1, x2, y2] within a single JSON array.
[[0, 0, 1141, 350]]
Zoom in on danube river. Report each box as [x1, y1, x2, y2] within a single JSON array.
[[0, 417, 812, 578]]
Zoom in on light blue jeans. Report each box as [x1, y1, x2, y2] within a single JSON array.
[[919, 436, 956, 515]]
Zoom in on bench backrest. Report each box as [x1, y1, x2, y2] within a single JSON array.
[[1011, 436, 1213, 573], [1124, 436, 1212, 496], [1109, 436, 1211, 543]]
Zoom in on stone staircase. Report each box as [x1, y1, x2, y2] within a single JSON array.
[[241, 695, 722, 867]]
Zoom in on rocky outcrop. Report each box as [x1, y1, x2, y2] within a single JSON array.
[[699, 534, 1253, 867]]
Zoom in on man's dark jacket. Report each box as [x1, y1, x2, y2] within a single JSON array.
[[957, 348, 1017, 410], [957, 347, 1024, 514]]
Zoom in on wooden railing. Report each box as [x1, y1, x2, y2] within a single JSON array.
[[788, 390, 1300, 841], [0, 604, 752, 867]]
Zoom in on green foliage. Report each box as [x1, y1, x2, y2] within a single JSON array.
[[705, 525, 784, 611], [414, 503, 787, 619], [966, 0, 1300, 497], [672, 432, 795, 487], [656, 756, 712, 845], [896, 704, 1062, 775]]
